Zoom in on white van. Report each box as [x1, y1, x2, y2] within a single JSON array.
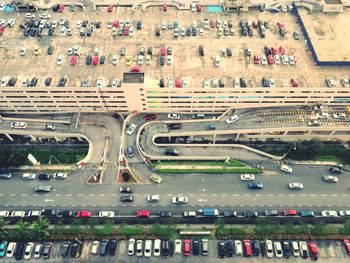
[[127, 238, 135, 256], [126, 124, 137, 135], [23, 173, 36, 180], [280, 164, 293, 173], [234, 240, 243, 256], [153, 239, 161, 256]]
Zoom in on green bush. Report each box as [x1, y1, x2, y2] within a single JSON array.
[[155, 168, 261, 174], [230, 228, 248, 235], [93, 226, 113, 235], [120, 226, 143, 236]]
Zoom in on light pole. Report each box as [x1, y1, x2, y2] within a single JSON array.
[[48, 155, 61, 165], [282, 142, 297, 159]]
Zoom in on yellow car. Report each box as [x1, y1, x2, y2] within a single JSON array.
[[34, 46, 41, 56], [125, 56, 132, 66], [150, 174, 162, 184]]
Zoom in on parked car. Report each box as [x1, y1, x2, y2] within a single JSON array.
[[218, 241, 226, 258], [184, 239, 191, 257]]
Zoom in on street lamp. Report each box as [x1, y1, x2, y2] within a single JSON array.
[[282, 142, 297, 159], [48, 155, 61, 165]]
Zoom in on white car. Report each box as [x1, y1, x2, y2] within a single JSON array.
[[225, 115, 239, 124], [274, 54, 281, 64], [147, 195, 160, 202], [203, 19, 209, 29], [280, 164, 293, 173], [59, 17, 66, 25], [24, 242, 34, 259], [203, 79, 210, 88], [22, 173, 36, 180], [96, 77, 104, 87], [25, 13, 35, 18], [39, 13, 51, 19], [0, 211, 9, 217], [112, 55, 119, 65], [234, 240, 243, 256], [111, 78, 120, 88], [182, 78, 189, 88], [33, 244, 42, 258], [136, 240, 143, 257], [11, 121, 27, 129], [20, 47, 27, 56], [291, 241, 300, 257], [144, 240, 152, 257], [299, 241, 308, 258], [0, 76, 8, 86], [10, 211, 25, 217], [202, 239, 209, 256], [153, 239, 161, 256], [341, 77, 350, 87], [172, 196, 188, 204], [281, 55, 289, 65], [137, 55, 144, 65], [145, 54, 151, 65], [98, 211, 115, 217], [174, 239, 182, 254], [91, 240, 99, 255], [167, 55, 172, 65], [326, 77, 336, 87], [288, 182, 303, 189], [274, 241, 283, 258], [53, 173, 67, 179], [28, 211, 41, 217], [167, 113, 180, 120], [261, 55, 268, 65], [126, 123, 137, 135], [321, 210, 338, 217], [60, 26, 67, 36], [240, 174, 255, 181], [265, 240, 274, 258], [127, 238, 135, 256], [339, 210, 350, 216], [268, 78, 276, 88], [168, 77, 173, 88], [56, 55, 64, 65], [6, 242, 16, 257], [289, 55, 295, 65]]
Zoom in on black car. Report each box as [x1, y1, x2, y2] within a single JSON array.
[[264, 46, 272, 56], [99, 239, 109, 256], [262, 77, 269, 87], [248, 182, 263, 189], [47, 45, 54, 55], [41, 209, 57, 217], [119, 186, 133, 193], [168, 123, 182, 130], [70, 241, 80, 257], [192, 239, 200, 256], [167, 47, 172, 55], [45, 77, 52, 86], [252, 240, 261, 256], [48, 28, 54, 36], [147, 47, 153, 55], [38, 173, 51, 180], [159, 78, 164, 88], [59, 210, 75, 217], [60, 241, 71, 257], [159, 56, 165, 66], [240, 77, 247, 87], [282, 241, 291, 258], [82, 20, 88, 27], [226, 241, 234, 257], [243, 210, 258, 218], [109, 239, 117, 256], [52, 4, 59, 12], [100, 55, 105, 65], [155, 28, 160, 36], [86, 28, 93, 36], [199, 45, 204, 57], [222, 211, 237, 217], [30, 77, 38, 87], [86, 55, 92, 65], [185, 27, 191, 36], [191, 27, 197, 36], [264, 209, 278, 216], [226, 48, 232, 57], [161, 239, 170, 257], [8, 77, 17, 86], [95, 21, 101, 28], [42, 242, 53, 259], [219, 79, 225, 88], [330, 166, 343, 174], [120, 195, 134, 202], [58, 77, 67, 87], [136, 21, 142, 30], [14, 242, 25, 260], [158, 211, 172, 218], [218, 241, 226, 258]]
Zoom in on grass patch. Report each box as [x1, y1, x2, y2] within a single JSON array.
[[119, 226, 143, 236], [155, 168, 261, 174], [150, 160, 245, 167]]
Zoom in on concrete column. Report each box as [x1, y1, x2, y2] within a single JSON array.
[[30, 135, 36, 141], [235, 133, 240, 141], [213, 133, 216, 143], [283, 131, 288, 136], [5, 134, 13, 141]]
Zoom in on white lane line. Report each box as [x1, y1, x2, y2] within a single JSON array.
[[321, 194, 327, 197], [142, 204, 146, 207], [133, 194, 139, 196], [89, 194, 95, 197], [99, 194, 105, 197], [77, 194, 83, 197], [212, 194, 217, 196], [110, 194, 116, 196], [267, 194, 274, 197], [55, 194, 62, 197], [91, 204, 96, 207], [289, 194, 295, 197], [10, 194, 16, 197], [244, 194, 251, 197], [278, 194, 284, 197], [255, 194, 262, 197], [221, 194, 227, 197], [300, 194, 306, 197], [71, 204, 77, 207], [233, 194, 239, 197], [331, 194, 338, 197], [309, 194, 316, 197], [66, 194, 72, 197], [33, 194, 39, 197], [21, 194, 27, 197], [0, 194, 4, 196], [342, 194, 348, 197], [82, 204, 86, 207], [201, 194, 207, 197]]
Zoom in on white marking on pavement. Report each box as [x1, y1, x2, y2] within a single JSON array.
[[166, 194, 173, 197], [99, 194, 105, 197], [321, 194, 327, 197], [342, 194, 348, 197], [89, 194, 95, 197], [66, 194, 72, 197], [255, 194, 262, 197], [0, 194, 3, 196], [289, 194, 295, 197], [21, 194, 27, 197], [110, 194, 116, 196], [331, 194, 338, 197], [267, 194, 274, 197], [278, 194, 284, 197], [77, 194, 83, 196], [55, 194, 62, 197], [10, 194, 16, 196], [309, 194, 316, 197], [244, 194, 251, 197], [211, 194, 217, 196]]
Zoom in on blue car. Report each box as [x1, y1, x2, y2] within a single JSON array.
[[248, 182, 264, 189], [0, 241, 8, 257], [300, 210, 315, 217]]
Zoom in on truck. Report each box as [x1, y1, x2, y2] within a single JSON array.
[[200, 208, 219, 216]]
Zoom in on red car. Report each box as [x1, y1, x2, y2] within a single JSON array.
[[343, 240, 350, 255], [209, 20, 215, 28], [196, 5, 202, 12], [271, 47, 278, 56], [162, 4, 168, 12], [58, 4, 65, 12], [92, 56, 99, 65], [243, 240, 252, 257], [175, 78, 182, 88], [0, 26, 5, 36], [277, 22, 285, 30], [308, 242, 318, 261], [160, 47, 166, 56], [282, 209, 297, 216], [143, 114, 157, 121], [70, 56, 78, 66], [76, 210, 91, 218], [253, 55, 260, 64], [267, 55, 274, 65], [113, 20, 119, 28], [136, 210, 150, 218], [184, 239, 190, 256], [252, 21, 258, 29], [279, 46, 285, 55], [107, 5, 113, 12], [123, 27, 129, 36], [291, 78, 299, 87]]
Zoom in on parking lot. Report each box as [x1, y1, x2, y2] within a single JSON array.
[[2, 239, 350, 262], [1, 6, 350, 89]]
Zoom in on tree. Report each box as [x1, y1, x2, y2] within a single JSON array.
[[15, 220, 31, 240], [31, 218, 50, 240], [0, 218, 9, 239]]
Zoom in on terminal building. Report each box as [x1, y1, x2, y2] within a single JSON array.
[[0, 72, 350, 114]]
